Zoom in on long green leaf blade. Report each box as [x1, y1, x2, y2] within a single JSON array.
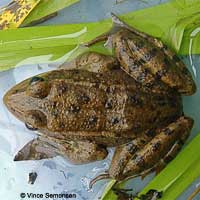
[[0, 0, 200, 71]]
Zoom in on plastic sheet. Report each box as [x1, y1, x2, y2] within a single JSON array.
[[0, 1, 200, 200]]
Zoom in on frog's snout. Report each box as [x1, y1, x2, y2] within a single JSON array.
[[3, 79, 47, 129]]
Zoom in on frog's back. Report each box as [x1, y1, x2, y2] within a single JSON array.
[[41, 69, 182, 135], [41, 69, 136, 133]]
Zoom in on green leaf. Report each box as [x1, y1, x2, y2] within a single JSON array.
[[22, 0, 80, 26], [0, 20, 112, 71], [163, 11, 200, 53], [1, 0, 200, 71], [100, 180, 118, 200]]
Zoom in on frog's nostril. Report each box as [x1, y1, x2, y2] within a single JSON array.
[[29, 76, 45, 85], [25, 110, 47, 130]]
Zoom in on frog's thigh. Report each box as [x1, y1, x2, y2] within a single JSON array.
[[60, 52, 119, 73], [14, 137, 108, 164], [122, 116, 193, 179]]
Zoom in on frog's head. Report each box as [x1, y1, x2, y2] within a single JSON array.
[[3, 75, 50, 130]]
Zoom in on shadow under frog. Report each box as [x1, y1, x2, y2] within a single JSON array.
[[3, 14, 196, 188]]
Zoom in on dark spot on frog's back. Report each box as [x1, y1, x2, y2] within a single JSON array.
[[106, 86, 115, 94], [68, 105, 81, 113], [88, 116, 98, 125], [105, 99, 113, 109], [163, 58, 171, 66], [152, 141, 161, 151], [59, 122, 65, 129], [72, 70, 80, 74], [57, 82, 68, 94], [111, 117, 120, 125], [78, 93, 90, 104], [134, 155, 145, 168], [155, 69, 167, 80], [138, 58, 146, 65], [172, 55, 181, 63], [150, 48, 158, 57], [145, 129, 155, 137], [143, 52, 153, 61], [125, 142, 137, 154], [163, 127, 173, 135], [136, 40, 145, 49], [154, 95, 166, 106], [128, 94, 143, 106]]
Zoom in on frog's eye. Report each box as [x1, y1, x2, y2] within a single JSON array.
[[27, 77, 50, 98], [25, 123, 38, 131], [25, 110, 47, 131], [29, 76, 45, 85]]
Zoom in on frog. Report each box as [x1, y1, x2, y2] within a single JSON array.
[[3, 14, 196, 188]]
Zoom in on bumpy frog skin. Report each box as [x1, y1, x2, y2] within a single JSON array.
[[3, 15, 196, 187]]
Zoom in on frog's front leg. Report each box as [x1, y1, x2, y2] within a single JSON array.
[[60, 52, 119, 73], [89, 116, 193, 187], [14, 137, 108, 164]]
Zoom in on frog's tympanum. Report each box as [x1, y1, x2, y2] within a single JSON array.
[[3, 15, 196, 187]]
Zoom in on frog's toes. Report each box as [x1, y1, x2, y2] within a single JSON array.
[[14, 137, 58, 161]]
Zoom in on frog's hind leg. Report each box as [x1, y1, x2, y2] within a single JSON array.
[[157, 45, 196, 95], [111, 14, 196, 95], [121, 116, 193, 181], [14, 137, 108, 164], [89, 131, 156, 188], [89, 116, 193, 188]]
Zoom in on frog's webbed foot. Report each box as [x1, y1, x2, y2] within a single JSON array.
[[14, 137, 108, 164], [60, 52, 119, 73], [89, 173, 111, 189], [89, 116, 193, 187]]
